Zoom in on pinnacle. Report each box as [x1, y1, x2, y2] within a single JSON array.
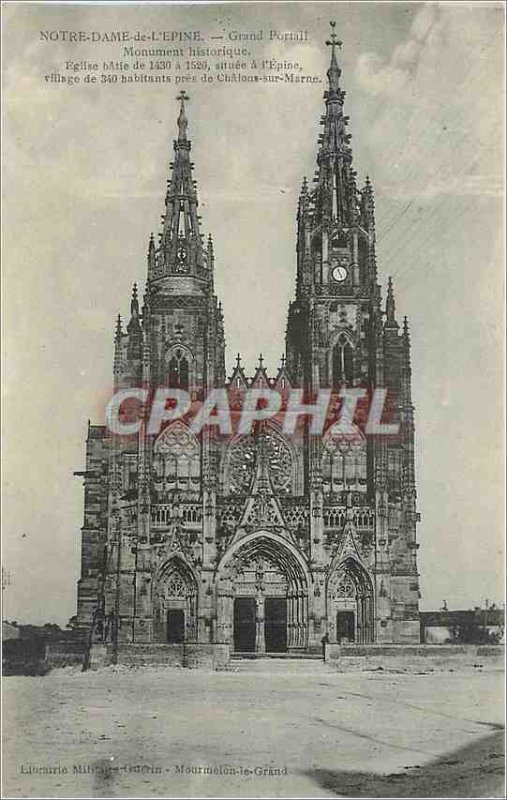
[[130, 282, 140, 322], [115, 313, 123, 340], [386, 276, 397, 326]]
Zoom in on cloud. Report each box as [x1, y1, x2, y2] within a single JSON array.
[[354, 3, 503, 200], [356, 3, 438, 97]]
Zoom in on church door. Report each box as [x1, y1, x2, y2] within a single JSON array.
[[233, 598, 256, 652], [336, 610, 355, 643], [265, 597, 287, 652], [166, 609, 185, 643]]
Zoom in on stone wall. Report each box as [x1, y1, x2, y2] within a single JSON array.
[[45, 640, 88, 669], [90, 642, 230, 670], [325, 643, 503, 661]]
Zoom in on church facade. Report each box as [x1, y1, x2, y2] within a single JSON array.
[[76, 33, 421, 655]]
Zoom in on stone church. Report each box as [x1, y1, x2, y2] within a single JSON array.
[[76, 32, 420, 660]]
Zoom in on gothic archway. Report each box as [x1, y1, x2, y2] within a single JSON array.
[[215, 532, 309, 652], [152, 557, 198, 643], [326, 557, 374, 644]]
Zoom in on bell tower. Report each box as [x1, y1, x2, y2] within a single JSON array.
[[99, 93, 226, 644], [286, 23, 379, 392], [114, 92, 226, 398], [285, 24, 420, 642]]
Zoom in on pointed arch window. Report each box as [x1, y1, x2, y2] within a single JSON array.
[[153, 421, 200, 494], [332, 333, 354, 386], [168, 348, 189, 390], [322, 432, 367, 495]]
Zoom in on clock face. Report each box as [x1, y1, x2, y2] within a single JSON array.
[[332, 265, 348, 282]]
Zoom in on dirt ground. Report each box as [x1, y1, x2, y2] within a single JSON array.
[[2, 654, 504, 798]]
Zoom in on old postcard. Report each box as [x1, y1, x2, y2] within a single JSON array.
[[2, 1, 505, 798]]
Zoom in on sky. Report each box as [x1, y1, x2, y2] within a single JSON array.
[[2, 1, 504, 625]]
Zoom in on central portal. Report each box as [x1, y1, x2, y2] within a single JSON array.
[[265, 597, 287, 652], [218, 535, 309, 652], [233, 596, 288, 653]]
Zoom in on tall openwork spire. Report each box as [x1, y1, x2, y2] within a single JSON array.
[[148, 92, 209, 283], [317, 22, 353, 220], [294, 22, 379, 297]]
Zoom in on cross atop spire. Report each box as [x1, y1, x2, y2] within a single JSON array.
[[176, 91, 189, 142], [326, 20, 343, 51], [326, 21, 342, 92]]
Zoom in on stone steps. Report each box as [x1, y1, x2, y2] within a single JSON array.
[[227, 656, 331, 673], [231, 651, 323, 660]]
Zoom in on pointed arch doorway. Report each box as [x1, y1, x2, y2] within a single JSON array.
[[216, 533, 309, 653], [327, 557, 374, 644], [152, 557, 198, 643]]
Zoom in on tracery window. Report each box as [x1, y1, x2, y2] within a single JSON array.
[[153, 422, 200, 493], [332, 333, 354, 385], [336, 573, 356, 598], [225, 427, 294, 496], [322, 431, 367, 494], [166, 571, 189, 598], [226, 437, 256, 495]]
